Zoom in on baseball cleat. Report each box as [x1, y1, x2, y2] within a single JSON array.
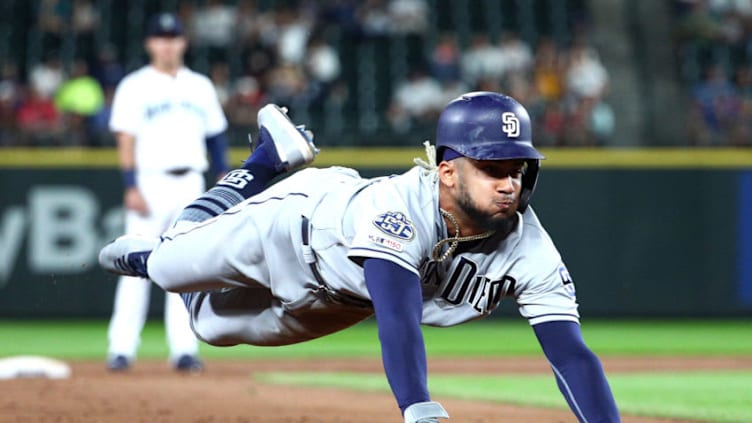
[[106, 355, 131, 372], [173, 354, 204, 373], [98, 235, 157, 278], [256, 104, 319, 172]]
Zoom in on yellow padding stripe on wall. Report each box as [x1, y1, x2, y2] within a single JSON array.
[[1, 147, 751, 169]]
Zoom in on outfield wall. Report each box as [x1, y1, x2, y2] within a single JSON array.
[[1, 148, 751, 318]]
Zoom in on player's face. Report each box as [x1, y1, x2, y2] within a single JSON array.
[[145, 36, 187, 70], [454, 158, 524, 230]]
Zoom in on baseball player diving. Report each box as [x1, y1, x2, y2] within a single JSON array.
[[99, 92, 620, 422]]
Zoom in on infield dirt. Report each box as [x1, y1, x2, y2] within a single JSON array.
[[3, 356, 750, 422]]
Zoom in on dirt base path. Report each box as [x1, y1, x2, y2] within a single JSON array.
[[3, 356, 750, 422]]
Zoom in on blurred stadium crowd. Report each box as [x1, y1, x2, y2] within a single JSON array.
[[0, 0, 749, 148], [674, 0, 752, 146]]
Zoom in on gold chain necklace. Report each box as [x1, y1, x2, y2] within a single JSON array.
[[432, 209, 495, 262]]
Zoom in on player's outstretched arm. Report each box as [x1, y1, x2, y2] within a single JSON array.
[[533, 321, 621, 422], [363, 258, 449, 422]]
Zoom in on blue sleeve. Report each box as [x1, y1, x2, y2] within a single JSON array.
[[363, 258, 430, 413], [205, 132, 229, 178], [533, 321, 621, 422]]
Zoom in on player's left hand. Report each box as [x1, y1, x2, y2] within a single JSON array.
[[124, 187, 150, 216], [403, 401, 449, 423]]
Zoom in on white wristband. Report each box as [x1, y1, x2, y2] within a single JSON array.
[[403, 401, 449, 423]]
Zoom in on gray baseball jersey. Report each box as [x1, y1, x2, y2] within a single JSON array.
[[148, 166, 578, 347]]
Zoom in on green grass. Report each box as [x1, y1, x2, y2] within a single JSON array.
[[1, 318, 750, 358], [610, 371, 752, 422], [576, 320, 752, 356], [1, 318, 750, 422], [4, 147, 752, 169], [259, 371, 752, 423]]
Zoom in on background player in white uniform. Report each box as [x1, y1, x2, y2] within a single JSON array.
[[106, 12, 230, 372], [100, 93, 620, 422]]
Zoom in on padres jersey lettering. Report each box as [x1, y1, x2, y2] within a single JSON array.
[[297, 167, 579, 327]]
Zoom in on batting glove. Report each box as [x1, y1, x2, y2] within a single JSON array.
[[403, 401, 449, 423]]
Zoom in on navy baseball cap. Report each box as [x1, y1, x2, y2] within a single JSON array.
[[145, 13, 184, 37]]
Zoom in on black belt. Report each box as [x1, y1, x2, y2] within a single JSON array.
[[166, 168, 192, 176], [300, 216, 373, 309]]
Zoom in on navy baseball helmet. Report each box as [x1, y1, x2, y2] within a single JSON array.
[[435, 91, 545, 212]]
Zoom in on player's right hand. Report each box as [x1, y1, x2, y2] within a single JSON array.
[[403, 401, 449, 423], [124, 187, 149, 216]]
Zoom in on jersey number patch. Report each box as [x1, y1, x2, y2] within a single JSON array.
[[559, 264, 576, 298]]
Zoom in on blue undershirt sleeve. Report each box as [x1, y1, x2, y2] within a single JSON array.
[[205, 132, 229, 178], [363, 258, 430, 414], [533, 320, 620, 422]]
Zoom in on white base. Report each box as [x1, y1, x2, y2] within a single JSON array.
[[0, 355, 72, 379]]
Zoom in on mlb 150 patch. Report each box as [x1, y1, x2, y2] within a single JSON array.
[[368, 234, 404, 252], [372, 211, 415, 240]]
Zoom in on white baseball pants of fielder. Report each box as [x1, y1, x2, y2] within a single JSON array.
[[107, 170, 205, 361]]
